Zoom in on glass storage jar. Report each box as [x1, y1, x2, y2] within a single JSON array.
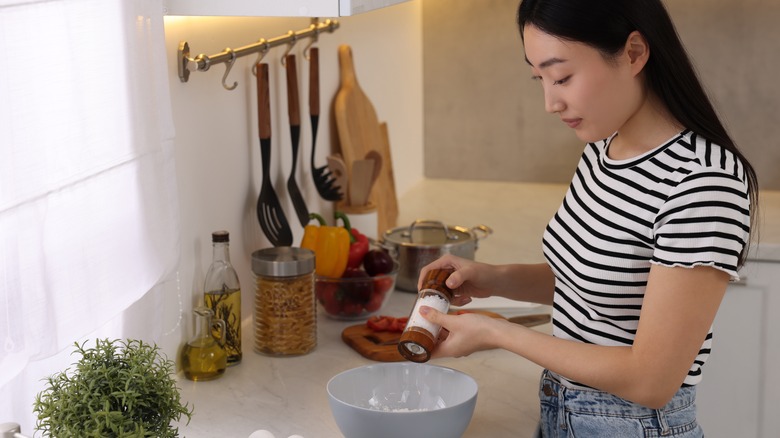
[[252, 247, 316, 356]]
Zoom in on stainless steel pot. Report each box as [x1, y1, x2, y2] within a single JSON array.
[[380, 220, 492, 292]]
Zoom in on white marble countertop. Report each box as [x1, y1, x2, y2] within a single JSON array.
[[175, 179, 780, 438], [176, 294, 550, 438]]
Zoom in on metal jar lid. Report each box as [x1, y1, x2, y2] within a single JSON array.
[[252, 247, 315, 277]]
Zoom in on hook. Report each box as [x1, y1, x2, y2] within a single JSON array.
[[221, 48, 238, 91], [251, 39, 270, 76], [281, 31, 297, 66], [303, 19, 320, 60]]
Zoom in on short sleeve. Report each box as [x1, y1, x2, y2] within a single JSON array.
[[652, 169, 751, 280]]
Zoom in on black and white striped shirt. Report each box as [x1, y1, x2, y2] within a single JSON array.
[[542, 130, 751, 388]]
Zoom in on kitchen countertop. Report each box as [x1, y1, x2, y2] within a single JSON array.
[[176, 179, 780, 438], [176, 294, 550, 438]]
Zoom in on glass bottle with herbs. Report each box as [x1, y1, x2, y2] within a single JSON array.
[[204, 230, 242, 365]]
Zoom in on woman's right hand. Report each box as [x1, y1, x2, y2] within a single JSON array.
[[416, 254, 496, 306]]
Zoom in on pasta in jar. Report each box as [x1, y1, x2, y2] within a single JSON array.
[[252, 247, 316, 356]]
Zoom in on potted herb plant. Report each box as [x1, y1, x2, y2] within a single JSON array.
[[33, 339, 193, 437]]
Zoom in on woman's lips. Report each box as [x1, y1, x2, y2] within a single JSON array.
[[562, 118, 582, 129]]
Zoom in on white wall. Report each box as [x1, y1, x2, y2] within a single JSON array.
[[0, 6, 422, 432], [155, 3, 423, 359]]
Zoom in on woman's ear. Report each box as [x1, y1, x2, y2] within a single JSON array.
[[625, 30, 650, 76]]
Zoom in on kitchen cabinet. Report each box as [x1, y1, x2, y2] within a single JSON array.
[[696, 257, 780, 438], [162, 0, 410, 17]]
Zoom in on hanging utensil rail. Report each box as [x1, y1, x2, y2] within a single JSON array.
[[177, 18, 340, 88]]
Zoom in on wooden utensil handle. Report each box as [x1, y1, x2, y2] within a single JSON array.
[[309, 47, 319, 117], [256, 62, 271, 140], [285, 54, 301, 126]]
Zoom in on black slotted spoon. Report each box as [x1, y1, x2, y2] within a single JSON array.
[[308, 48, 343, 201], [256, 62, 293, 246], [284, 54, 310, 227]]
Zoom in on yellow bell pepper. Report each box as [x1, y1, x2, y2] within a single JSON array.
[[300, 212, 350, 278]]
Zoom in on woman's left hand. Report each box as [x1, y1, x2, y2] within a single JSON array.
[[419, 306, 515, 358]]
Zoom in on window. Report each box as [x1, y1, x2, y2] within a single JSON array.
[[0, 0, 178, 430]]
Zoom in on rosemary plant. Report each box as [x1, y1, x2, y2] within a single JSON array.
[[33, 339, 193, 438]]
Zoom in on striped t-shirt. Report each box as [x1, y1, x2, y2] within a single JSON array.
[[542, 129, 751, 388]]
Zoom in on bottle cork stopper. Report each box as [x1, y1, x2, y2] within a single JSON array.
[[212, 230, 230, 242]]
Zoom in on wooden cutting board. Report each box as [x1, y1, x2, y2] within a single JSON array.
[[342, 324, 405, 362], [333, 45, 382, 179], [374, 122, 399, 235], [341, 310, 509, 362], [333, 44, 398, 236]]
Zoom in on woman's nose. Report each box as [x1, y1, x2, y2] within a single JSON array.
[[544, 88, 565, 114]]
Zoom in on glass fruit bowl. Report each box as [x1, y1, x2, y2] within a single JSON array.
[[315, 262, 398, 320]]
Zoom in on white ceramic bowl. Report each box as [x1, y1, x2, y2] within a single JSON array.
[[326, 363, 478, 438]]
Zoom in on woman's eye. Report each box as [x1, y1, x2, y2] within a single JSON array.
[[553, 75, 571, 86]]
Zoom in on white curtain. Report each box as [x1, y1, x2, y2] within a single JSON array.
[[0, 0, 179, 431]]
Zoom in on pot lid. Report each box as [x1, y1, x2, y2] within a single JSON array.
[[383, 220, 474, 246]]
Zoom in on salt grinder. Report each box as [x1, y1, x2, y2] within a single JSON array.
[[398, 269, 454, 362]]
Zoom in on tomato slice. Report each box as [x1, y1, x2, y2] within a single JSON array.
[[366, 315, 408, 333], [389, 316, 408, 332], [367, 316, 392, 331]]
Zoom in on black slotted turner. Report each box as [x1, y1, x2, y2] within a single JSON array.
[[284, 54, 309, 227], [308, 48, 343, 201], [256, 62, 293, 246]]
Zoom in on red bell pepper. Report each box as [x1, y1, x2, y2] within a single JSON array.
[[336, 211, 370, 269], [348, 228, 370, 269]]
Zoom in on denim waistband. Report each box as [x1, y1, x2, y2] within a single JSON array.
[[540, 369, 697, 418]]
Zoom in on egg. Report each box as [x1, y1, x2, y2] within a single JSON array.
[[248, 430, 275, 438]]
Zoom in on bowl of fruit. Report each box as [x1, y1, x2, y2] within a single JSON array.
[[316, 248, 398, 320]]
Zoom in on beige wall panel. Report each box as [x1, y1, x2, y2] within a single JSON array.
[[423, 0, 780, 189]]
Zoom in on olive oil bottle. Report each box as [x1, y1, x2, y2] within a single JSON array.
[[204, 230, 242, 365], [181, 306, 227, 381]]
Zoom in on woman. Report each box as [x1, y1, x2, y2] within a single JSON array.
[[418, 0, 759, 436]]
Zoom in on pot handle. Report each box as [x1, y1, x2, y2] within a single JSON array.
[[470, 224, 493, 240], [404, 219, 455, 242], [372, 236, 400, 260]]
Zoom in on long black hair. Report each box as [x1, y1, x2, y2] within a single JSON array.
[[517, 0, 759, 266]]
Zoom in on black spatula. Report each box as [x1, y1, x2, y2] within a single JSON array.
[[256, 62, 293, 246], [285, 54, 309, 227], [308, 48, 343, 201]]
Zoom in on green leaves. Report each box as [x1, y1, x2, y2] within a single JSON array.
[[33, 339, 193, 437]]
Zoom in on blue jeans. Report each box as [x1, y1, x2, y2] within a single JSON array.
[[535, 370, 703, 437]]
